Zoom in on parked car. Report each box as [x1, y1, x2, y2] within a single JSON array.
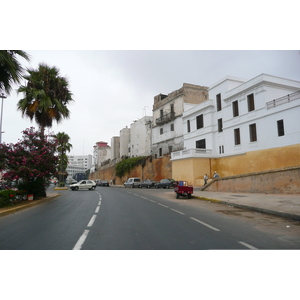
[[154, 178, 176, 189], [124, 177, 141, 188], [174, 181, 193, 198], [70, 180, 96, 191], [95, 179, 102, 186], [100, 180, 109, 187], [138, 179, 157, 188]]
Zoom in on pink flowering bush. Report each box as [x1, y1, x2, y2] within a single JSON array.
[[0, 127, 59, 198]]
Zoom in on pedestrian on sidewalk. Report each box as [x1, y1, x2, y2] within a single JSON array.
[[204, 174, 208, 185], [213, 171, 220, 178]]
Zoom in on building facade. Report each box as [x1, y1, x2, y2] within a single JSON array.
[[92, 141, 111, 171], [66, 155, 92, 180], [130, 116, 152, 157], [171, 74, 300, 185], [152, 83, 208, 158], [120, 126, 130, 157], [111, 136, 120, 160]]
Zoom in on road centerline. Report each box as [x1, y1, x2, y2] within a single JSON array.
[[170, 208, 185, 215], [73, 230, 90, 250], [190, 217, 220, 232]]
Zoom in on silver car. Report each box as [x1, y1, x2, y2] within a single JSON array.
[[70, 180, 96, 191]]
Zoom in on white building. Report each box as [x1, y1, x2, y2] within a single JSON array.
[[171, 74, 300, 184], [152, 83, 208, 158], [66, 155, 92, 179], [130, 116, 152, 157], [92, 141, 111, 171], [120, 126, 130, 157], [111, 136, 120, 160]]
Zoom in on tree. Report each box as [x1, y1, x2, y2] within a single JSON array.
[[0, 127, 58, 198], [0, 50, 30, 95], [55, 132, 72, 185], [17, 63, 74, 134]]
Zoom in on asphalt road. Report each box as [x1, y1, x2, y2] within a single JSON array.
[[0, 186, 299, 250]]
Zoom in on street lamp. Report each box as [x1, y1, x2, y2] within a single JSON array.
[[0, 93, 7, 144]]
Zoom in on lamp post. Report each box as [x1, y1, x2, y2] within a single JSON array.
[[0, 93, 7, 144]]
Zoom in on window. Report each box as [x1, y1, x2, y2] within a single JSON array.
[[249, 123, 257, 142], [232, 100, 239, 117], [159, 148, 162, 157], [170, 104, 174, 115], [247, 93, 255, 112], [277, 120, 285, 136], [216, 93, 222, 111], [196, 139, 206, 149], [218, 118, 223, 132], [160, 128, 163, 135], [187, 120, 191, 132], [219, 145, 224, 154], [234, 128, 241, 145], [196, 114, 204, 129], [170, 124, 174, 131], [160, 109, 163, 118]]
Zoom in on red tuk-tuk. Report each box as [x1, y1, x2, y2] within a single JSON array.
[[174, 181, 193, 199]]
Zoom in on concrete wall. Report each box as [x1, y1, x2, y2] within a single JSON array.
[[204, 166, 300, 194], [90, 154, 172, 185], [172, 144, 300, 186]]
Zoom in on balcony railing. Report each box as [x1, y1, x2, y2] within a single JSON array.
[[266, 90, 300, 109], [156, 112, 175, 125], [171, 148, 212, 160]]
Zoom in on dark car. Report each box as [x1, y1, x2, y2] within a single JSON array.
[[138, 179, 157, 188], [154, 178, 176, 189], [100, 180, 109, 187]]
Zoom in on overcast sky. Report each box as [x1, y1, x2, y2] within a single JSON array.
[[2, 50, 300, 156]]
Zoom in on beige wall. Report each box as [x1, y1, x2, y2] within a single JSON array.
[[172, 144, 300, 186]]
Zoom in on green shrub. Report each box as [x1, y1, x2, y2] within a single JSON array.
[[115, 157, 146, 178], [0, 189, 16, 208]]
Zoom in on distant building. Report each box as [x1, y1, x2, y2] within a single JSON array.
[[171, 74, 300, 185], [152, 83, 209, 158], [66, 155, 92, 180], [92, 141, 111, 171], [111, 136, 120, 160], [120, 126, 131, 157], [130, 116, 152, 157]]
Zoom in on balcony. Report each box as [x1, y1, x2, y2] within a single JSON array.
[[266, 90, 300, 109], [156, 112, 175, 125], [171, 148, 212, 160]]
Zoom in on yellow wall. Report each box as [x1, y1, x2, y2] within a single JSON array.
[[172, 144, 300, 186]]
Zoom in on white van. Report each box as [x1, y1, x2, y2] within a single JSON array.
[[124, 177, 141, 188]]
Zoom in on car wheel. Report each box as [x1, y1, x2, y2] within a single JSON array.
[[75, 186, 79, 191], [155, 185, 158, 189], [166, 185, 170, 189]]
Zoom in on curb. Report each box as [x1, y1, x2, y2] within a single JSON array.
[[194, 196, 300, 222], [0, 193, 60, 217]]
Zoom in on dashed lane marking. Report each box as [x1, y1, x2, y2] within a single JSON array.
[[87, 214, 97, 227], [238, 241, 258, 250], [170, 208, 185, 215], [95, 206, 100, 213], [73, 230, 90, 250], [157, 203, 169, 208], [190, 217, 220, 232]]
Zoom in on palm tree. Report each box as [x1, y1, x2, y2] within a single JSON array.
[[17, 63, 73, 134], [0, 50, 30, 95], [56, 132, 72, 185]]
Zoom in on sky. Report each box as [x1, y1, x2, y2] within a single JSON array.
[[2, 50, 300, 156]]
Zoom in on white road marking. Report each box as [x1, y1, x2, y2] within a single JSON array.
[[157, 203, 169, 208], [149, 199, 156, 203], [95, 206, 100, 213], [73, 230, 90, 250], [87, 214, 97, 227], [140, 196, 149, 200], [190, 217, 220, 232], [170, 208, 185, 215], [98, 200, 101, 205], [238, 241, 258, 250]]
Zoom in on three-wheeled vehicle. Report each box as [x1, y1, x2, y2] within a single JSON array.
[[174, 181, 193, 199]]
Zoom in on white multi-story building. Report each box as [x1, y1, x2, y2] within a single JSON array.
[[171, 74, 300, 184], [92, 141, 111, 171], [130, 116, 152, 157], [152, 83, 208, 158], [111, 136, 120, 160], [66, 155, 92, 179], [120, 126, 130, 157]]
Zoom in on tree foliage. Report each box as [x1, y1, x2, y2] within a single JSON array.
[[0, 127, 58, 197], [115, 157, 145, 178], [0, 50, 30, 95], [17, 63, 74, 133]]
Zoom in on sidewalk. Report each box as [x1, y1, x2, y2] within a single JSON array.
[[192, 188, 300, 221], [0, 193, 60, 217]]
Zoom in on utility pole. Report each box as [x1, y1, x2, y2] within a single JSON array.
[[0, 93, 7, 143]]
